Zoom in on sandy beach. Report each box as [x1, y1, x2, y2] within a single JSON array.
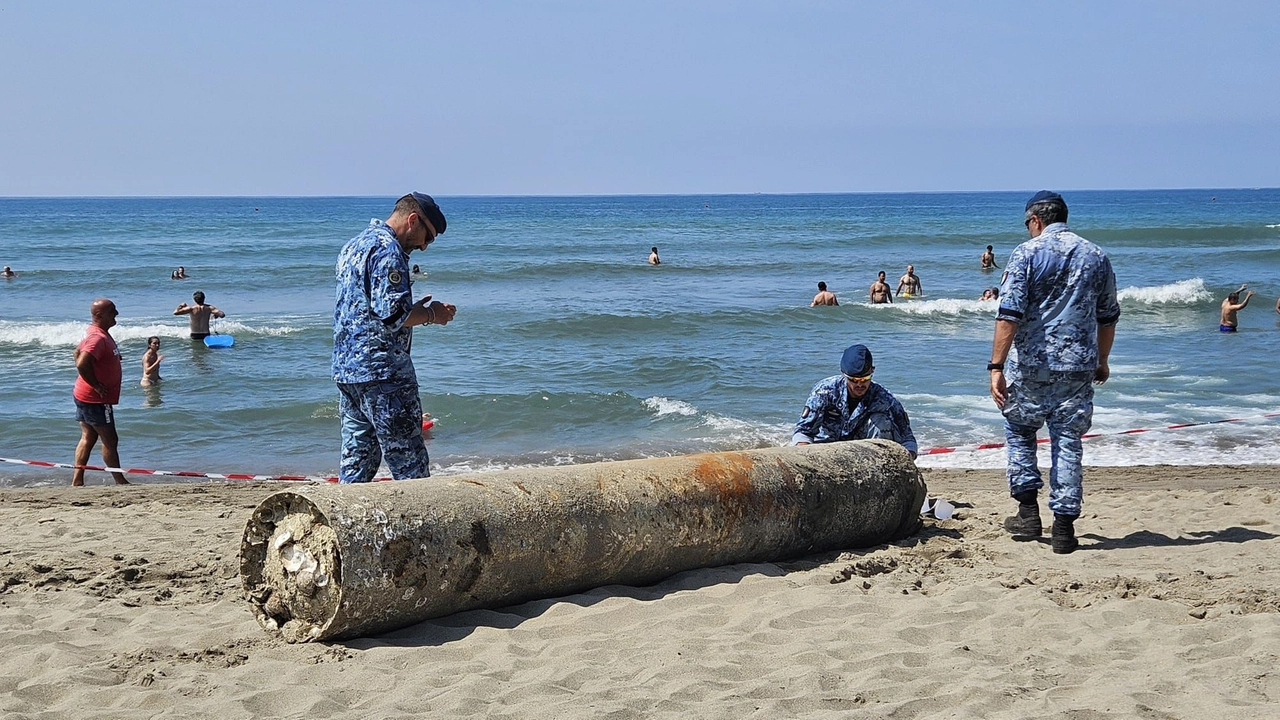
[[3, 464, 1279, 719]]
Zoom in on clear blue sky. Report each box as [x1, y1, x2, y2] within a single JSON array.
[[2, 1, 1277, 196]]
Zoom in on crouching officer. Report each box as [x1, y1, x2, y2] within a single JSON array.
[[792, 344, 918, 459]]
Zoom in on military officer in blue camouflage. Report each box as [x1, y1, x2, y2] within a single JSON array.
[[332, 193, 456, 483], [792, 344, 918, 458], [989, 191, 1120, 554]]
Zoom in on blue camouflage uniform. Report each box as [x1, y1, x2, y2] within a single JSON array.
[[997, 222, 1120, 515], [792, 377, 918, 456], [332, 218, 429, 483]]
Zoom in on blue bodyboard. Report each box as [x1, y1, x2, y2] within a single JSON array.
[[203, 335, 234, 348]]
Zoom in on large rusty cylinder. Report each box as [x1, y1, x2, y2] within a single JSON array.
[[239, 439, 926, 642]]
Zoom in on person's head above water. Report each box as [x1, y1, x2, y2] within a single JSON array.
[[193, 291, 205, 304], [90, 298, 119, 330]]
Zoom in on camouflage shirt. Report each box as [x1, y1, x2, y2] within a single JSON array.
[[791, 377, 918, 455], [332, 219, 417, 385], [998, 223, 1121, 373]]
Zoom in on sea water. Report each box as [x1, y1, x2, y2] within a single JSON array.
[[1, 191, 1278, 487]]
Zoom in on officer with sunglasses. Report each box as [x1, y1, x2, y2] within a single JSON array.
[[792, 344, 917, 459], [332, 192, 456, 483], [990, 191, 1120, 554]]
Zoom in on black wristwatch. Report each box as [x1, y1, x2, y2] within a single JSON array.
[[987, 362, 1004, 371]]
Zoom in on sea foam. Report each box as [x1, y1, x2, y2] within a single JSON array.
[[643, 396, 699, 416], [1116, 278, 1212, 305], [862, 298, 995, 316], [0, 319, 302, 346]]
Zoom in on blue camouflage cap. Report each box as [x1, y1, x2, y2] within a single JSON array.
[[1025, 190, 1065, 210], [840, 344, 873, 377], [410, 192, 447, 235]]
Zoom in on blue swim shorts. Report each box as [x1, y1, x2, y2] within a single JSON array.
[[1219, 324, 1237, 333], [74, 399, 114, 427]]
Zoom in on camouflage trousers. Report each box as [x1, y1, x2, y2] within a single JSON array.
[[1002, 369, 1094, 516], [337, 380, 430, 483]]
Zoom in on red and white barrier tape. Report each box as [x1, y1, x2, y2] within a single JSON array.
[[918, 411, 1280, 456], [0, 457, 358, 483], [3, 411, 1278, 482]]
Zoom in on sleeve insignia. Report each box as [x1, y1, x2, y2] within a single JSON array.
[[389, 270, 403, 284]]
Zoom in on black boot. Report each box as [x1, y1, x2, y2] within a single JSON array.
[[1052, 513, 1079, 554], [1003, 490, 1042, 540]]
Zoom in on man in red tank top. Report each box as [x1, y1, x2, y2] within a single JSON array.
[[72, 299, 129, 486]]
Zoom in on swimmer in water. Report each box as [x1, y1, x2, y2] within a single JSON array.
[[981, 245, 999, 270], [174, 290, 226, 340], [869, 271, 893, 304], [811, 281, 838, 306], [1219, 284, 1254, 332], [141, 336, 163, 386], [897, 265, 922, 297]]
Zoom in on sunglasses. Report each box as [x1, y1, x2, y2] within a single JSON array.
[[844, 373, 873, 383]]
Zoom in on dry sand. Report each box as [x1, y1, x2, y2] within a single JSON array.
[[3, 465, 1279, 719]]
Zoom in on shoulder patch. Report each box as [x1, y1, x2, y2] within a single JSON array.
[[389, 270, 403, 285]]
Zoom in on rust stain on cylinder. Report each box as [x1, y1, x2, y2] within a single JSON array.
[[691, 452, 762, 528]]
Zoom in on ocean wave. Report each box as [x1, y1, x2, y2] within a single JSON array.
[[0, 320, 190, 347], [0, 319, 304, 346], [858, 297, 997, 316], [207, 319, 303, 337], [917, 421, 1280, 469], [643, 396, 699, 416], [1116, 278, 1212, 305]]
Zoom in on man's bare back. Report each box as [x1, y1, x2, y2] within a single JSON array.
[[174, 292, 225, 337], [812, 291, 838, 306]]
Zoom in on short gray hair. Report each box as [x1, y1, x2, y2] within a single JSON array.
[[1025, 199, 1068, 226]]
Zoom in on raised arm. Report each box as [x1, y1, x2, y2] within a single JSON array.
[[173, 302, 192, 315]]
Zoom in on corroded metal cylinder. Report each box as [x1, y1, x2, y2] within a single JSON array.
[[240, 440, 926, 641]]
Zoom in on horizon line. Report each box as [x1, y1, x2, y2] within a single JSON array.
[[0, 186, 1276, 201]]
